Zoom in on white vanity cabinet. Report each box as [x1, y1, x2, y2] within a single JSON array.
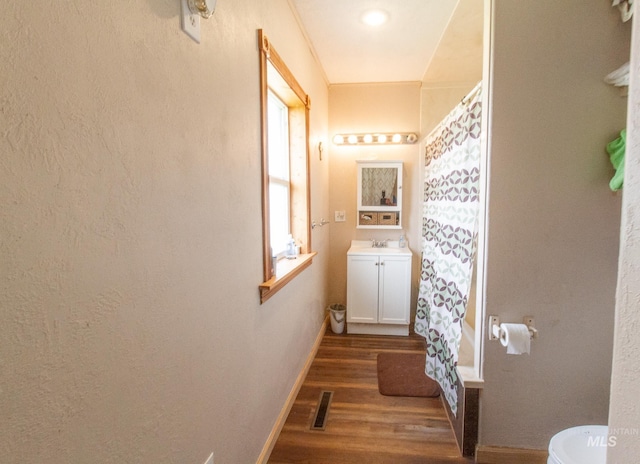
[[346, 241, 412, 336]]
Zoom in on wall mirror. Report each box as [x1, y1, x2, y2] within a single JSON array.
[[356, 161, 403, 229]]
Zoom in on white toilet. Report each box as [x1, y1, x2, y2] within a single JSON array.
[[548, 425, 608, 464]]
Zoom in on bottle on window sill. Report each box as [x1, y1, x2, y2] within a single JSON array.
[[286, 234, 297, 259], [271, 247, 277, 276]]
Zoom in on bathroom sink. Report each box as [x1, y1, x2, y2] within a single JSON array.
[[347, 240, 411, 256], [363, 247, 405, 253]]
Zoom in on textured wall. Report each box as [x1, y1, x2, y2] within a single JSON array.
[[608, 9, 640, 462], [0, 1, 329, 462], [327, 83, 421, 313], [479, 0, 630, 449], [419, 0, 484, 139]]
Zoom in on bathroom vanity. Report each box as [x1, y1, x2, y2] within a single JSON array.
[[346, 240, 412, 335]]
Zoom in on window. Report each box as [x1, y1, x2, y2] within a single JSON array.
[[267, 91, 291, 256], [258, 30, 315, 303]]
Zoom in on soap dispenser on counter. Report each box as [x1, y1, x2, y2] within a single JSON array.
[[399, 234, 406, 248]]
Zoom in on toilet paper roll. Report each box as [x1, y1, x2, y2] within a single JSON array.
[[499, 323, 531, 355]]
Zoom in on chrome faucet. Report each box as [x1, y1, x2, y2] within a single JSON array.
[[371, 239, 388, 248]]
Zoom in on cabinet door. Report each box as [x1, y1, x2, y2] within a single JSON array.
[[378, 256, 411, 324], [347, 255, 379, 323]]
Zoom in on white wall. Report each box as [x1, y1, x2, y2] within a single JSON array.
[[327, 83, 421, 313], [608, 8, 640, 461], [0, 1, 329, 462], [479, 0, 630, 449], [420, 84, 479, 138], [420, 0, 483, 138]]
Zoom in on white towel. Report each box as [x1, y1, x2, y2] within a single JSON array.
[[612, 0, 634, 22], [605, 62, 630, 87]]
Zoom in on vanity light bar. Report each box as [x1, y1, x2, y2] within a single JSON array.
[[332, 132, 418, 145]]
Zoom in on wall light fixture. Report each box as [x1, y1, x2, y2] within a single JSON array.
[[188, 0, 216, 19], [332, 132, 418, 145]]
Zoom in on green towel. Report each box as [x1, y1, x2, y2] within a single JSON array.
[[606, 129, 626, 191]]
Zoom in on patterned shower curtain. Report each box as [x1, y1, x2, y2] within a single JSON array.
[[415, 83, 482, 416]]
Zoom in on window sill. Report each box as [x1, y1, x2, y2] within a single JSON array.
[[259, 252, 317, 304]]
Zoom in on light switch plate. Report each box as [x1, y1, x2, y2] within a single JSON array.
[[180, 0, 201, 43], [335, 211, 346, 222]]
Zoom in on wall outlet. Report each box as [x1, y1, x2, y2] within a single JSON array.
[[335, 210, 346, 222], [180, 0, 201, 43], [203, 452, 214, 464]]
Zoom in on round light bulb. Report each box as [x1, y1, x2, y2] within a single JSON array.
[[377, 134, 387, 143], [333, 135, 344, 145], [392, 133, 402, 143], [361, 9, 389, 27], [348, 135, 358, 144], [363, 134, 373, 143]]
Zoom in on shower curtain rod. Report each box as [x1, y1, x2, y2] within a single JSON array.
[[424, 82, 482, 143], [461, 81, 482, 106]]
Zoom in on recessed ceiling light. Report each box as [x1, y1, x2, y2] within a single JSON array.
[[361, 9, 388, 27]]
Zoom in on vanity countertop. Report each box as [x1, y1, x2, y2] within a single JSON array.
[[347, 240, 412, 256]]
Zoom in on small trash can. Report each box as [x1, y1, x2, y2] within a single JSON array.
[[328, 304, 346, 334]]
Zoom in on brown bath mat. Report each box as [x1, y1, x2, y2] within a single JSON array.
[[377, 352, 440, 397]]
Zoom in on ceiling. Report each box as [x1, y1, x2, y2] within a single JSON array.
[[288, 0, 484, 85]]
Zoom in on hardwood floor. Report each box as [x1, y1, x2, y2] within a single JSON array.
[[268, 330, 474, 464]]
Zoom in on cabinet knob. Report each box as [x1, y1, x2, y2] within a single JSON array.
[[380, 261, 385, 266]]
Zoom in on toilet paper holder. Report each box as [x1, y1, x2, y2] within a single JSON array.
[[488, 315, 538, 341]]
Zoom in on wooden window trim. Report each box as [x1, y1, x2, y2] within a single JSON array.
[[259, 252, 318, 304], [258, 30, 313, 303]]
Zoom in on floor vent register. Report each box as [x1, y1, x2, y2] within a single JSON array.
[[310, 391, 334, 431]]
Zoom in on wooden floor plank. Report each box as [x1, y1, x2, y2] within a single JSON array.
[[268, 332, 473, 464]]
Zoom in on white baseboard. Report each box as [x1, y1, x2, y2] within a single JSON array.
[[346, 323, 409, 336], [256, 316, 328, 464]]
